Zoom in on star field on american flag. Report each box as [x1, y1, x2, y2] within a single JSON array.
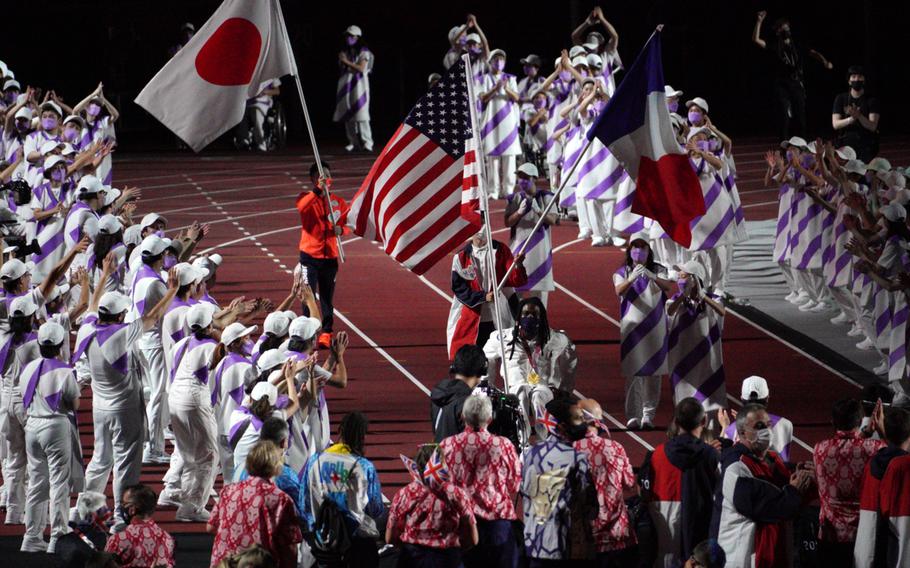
[[403, 59, 473, 158]]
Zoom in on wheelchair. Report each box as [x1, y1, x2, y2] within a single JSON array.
[[233, 100, 287, 151]]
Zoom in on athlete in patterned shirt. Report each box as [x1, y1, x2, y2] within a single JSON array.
[[105, 484, 175, 568], [440, 391, 521, 567]]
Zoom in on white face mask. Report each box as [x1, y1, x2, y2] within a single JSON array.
[[751, 427, 773, 454]]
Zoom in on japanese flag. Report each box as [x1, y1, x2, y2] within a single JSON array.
[[135, 0, 296, 152]]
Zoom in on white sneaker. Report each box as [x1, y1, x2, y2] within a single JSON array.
[[847, 324, 865, 337], [20, 537, 48, 552], [344, 144, 355, 152], [164, 428, 175, 441], [873, 361, 889, 375], [577, 229, 592, 239], [641, 418, 654, 431], [784, 291, 800, 303], [157, 491, 182, 508], [143, 450, 171, 464], [591, 236, 607, 247], [856, 337, 876, 351], [809, 302, 831, 313], [798, 300, 818, 312], [793, 291, 811, 305], [363, 145, 373, 152], [626, 418, 641, 430], [611, 236, 627, 247], [47, 536, 59, 554], [4, 510, 22, 524], [175, 505, 211, 523], [830, 312, 852, 325]]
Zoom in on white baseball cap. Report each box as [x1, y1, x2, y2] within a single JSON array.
[[77, 175, 104, 196], [251, 381, 278, 405], [14, 107, 33, 120], [0, 258, 30, 281], [685, 97, 709, 113], [447, 25, 462, 43], [571, 56, 589, 68], [192, 254, 222, 274], [881, 203, 907, 222], [9, 295, 38, 317], [63, 115, 85, 128], [123, 224, 143, 247], [516, 163, 539, 178], [138, 235, 171, 257], [844, 159, 867, 175], [99, 291, 131, 315], [3, 79, 20, 91], [568, 45, 586, 58], [43, 155, 65, 172], [174, 262, 208, 286], [488, 48, 506, 62], [38, 321, 66, 346], [60, 143, 77, 156], [222, 322, 257, 346], [140, 212, 167, 230], [464, 33, 481, 44], [867, 157, 892, 173], [835, 146, 857, 161], [345, 25, 362, 37], [686, 126, 712, 142], [264, 312, 292, 336], [673, 260, 707, 283], [741, 375, 770, 401], [39, 101, 63, 117], [289, 316, 321, 340], [102, 187, 121, 207], [40, 140, 62, 155], [664, 85, 683, 98], [256, 348, 288, 373], [585, 53, 603, 69], [583, 41, 600, 52], [185, 303, 213, 331]]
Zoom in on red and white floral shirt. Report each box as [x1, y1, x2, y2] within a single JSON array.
[[105, 518, 175, 568], [388, 480, 476, 549], [574, 433, 637, 552], [208, 476, 303, 568], [440, 426, 521, 521], [813, 430, 886, 542]]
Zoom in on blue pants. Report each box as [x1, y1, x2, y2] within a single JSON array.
[[397, 544, 462, 568], [464, 519, 518, 568]]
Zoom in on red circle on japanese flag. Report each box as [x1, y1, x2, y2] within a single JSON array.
[[195, 18, 262, 86]]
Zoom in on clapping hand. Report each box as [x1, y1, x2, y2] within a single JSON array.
[[331, 331, 349, 357], [516, 196, 530, 214]]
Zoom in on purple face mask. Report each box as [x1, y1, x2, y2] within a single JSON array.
[[469, 45, 481, 55], [492, 59, 505, 72], [50, 168, 65, 182], [517, 178, 532, 192], [695, 140, 709, 152], [667, 100, 679, 113], [523, 65, 537, 77], [163, 255, 177, 270], [154, 230, 165, 238], [677, 277, 689, 294], [533, 98, 546, 110], [630, 247, 648, 263], [708, 139, 722, 152], [345, 35, 358, 46], [42, 117, 58, 130], [458, 36, 467, 46], [4, 92, 15, 105], [63, 128, 78, 142], [687, 110, 703, 124], [16, 120, 30, 132], [558, 70, 572, 82], [87, 103, 101, 117], [579, 70, 589, 78]]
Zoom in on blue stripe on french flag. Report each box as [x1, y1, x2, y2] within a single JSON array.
[[586, 31, 706, 247]]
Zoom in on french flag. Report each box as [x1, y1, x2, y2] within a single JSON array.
[[587, 29, 705, 247]]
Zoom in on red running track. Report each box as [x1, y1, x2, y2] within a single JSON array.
[[2, 137, 908, 536]]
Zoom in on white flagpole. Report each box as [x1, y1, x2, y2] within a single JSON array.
[[463, 54, 511, 394], [275, 1, 345, 263]]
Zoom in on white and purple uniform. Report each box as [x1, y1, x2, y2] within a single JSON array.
[[332, 47, 374, 151], [83, 115, 115, 185], [667, 295, 727, 412], [285, 350, 332, 475], [161, 297, 195, 372], [29, 180, 73, 283], [63, 200, 99, 250], [544, 79, 574, 189], [521, 103, 548, 153], [211, 351, 253, 478], [480, 71, 521, 197], [506, 190, 554, 295]]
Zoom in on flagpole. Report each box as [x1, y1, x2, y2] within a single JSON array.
[[463, 54, 511, 395], [495, 135, 596, 292], [275, 1, 345, 263]]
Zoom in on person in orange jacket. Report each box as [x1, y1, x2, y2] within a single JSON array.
[[295, 161, 348, 348]]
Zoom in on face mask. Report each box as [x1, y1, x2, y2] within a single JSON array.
[[688, 111, 703, 124], [593, 100, 607, 113], [154, 230, 165, 238], [564, 423, 589, 442], [751, 427, 772, 454], [63, 128, 78, 142], [786, 150, 795, 162], [345, 36, 358, 46], [469, 46, 481, 55], [558, 70, 572, 82], [533, 98, 546, 110], [87, 103, 101, 117], [163, 255, 177, 269], [523, 65, 537, 77], [519, 315, 540, 337], [579, 70, 588, 78], [42, 117, 58, 130], [4, 92, 15, 104], [850, 80, 865, 91], [667, 100, 679, 113], [708, 139, 722, 152], [695, 140, 709, 152], [677, 277, 688, 294], [458, 36, 467, 46], [630, 247, 648, 263], [51, 168, 65, 182], [492, 59, 505, 72], [16, 121, 29, 132], [517, 178, 532, 192]]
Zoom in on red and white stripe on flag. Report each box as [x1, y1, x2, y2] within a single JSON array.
[[347, 60, 482, 275], [135, 0, 295, 152]]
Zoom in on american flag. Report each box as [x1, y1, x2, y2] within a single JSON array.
[[348, 59, 482, 275]]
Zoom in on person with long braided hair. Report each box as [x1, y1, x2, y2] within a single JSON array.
[[483, 296, 577, 440]]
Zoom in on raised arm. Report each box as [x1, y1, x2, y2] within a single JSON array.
[[808, 49, 834, 70], [71, 83, 102, 116], [68, 267, 91, 321], [38, 236, 88, 299], [141, 268, 179, 330], [469, 15, 491, 61], [753, 11, 767, 49], [324, 331, 348, 388], [571, 10, 596, 45], [89, 252, 117, 312], [593, 7, 619, 52]]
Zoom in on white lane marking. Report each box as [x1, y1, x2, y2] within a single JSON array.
[[742, 200, 777, 209]]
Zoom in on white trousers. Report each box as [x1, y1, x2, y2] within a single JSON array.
[[795, 268, 827, 302], [487, 155, 517, 199], [139, 346, 168, 454], [509, 382, 554, 441], [625, 375, 662, 423], [652, 239, 687, 270], [778, 262, 798, 294], [168, 383, 218, 510], [219, 435, 234, 483], [23, 417, 72, 543], [344, 119, 373, 151], [828, 285, 860, 321], [0, 399, 26, 518], [83, 406, 144, 509], [585, 200, 615, 239]]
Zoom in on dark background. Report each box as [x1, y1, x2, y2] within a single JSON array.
[[3, 0, 904, 151]]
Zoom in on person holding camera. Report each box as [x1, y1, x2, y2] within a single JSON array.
[[431, 344, 487, 442]]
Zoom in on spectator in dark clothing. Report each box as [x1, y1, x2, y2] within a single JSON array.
[[832, 65, 881, 162], [752, 11, 834, 140], [55, 492, 112, 568], [430, 344, 486, 442], [642, 397, 720, 567]]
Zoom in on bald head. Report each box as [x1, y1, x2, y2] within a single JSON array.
[[577, 398, 603, 420]]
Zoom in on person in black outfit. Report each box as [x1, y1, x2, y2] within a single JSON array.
[[752, 11, 834, 140], [430, 344, 486, 442], [832, 66, 881, 162]]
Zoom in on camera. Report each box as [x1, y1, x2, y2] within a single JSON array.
[[477, 379, 527, 450]]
